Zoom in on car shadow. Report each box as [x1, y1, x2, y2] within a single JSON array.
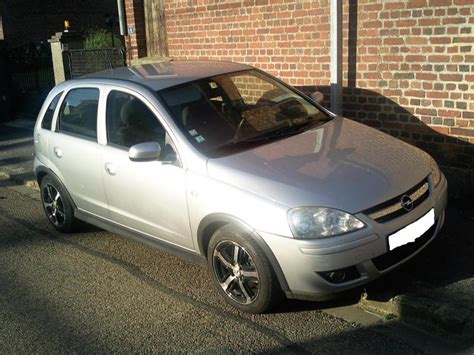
[[273, 288, 363, 314]]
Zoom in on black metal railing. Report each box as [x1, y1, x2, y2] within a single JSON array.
[[67, 48, 126, 78], [6, 42, 55, 94]]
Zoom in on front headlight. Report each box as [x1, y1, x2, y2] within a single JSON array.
[[288, 207, 365, 239], [428, 156, 441, 187]]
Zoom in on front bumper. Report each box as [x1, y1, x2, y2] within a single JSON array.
[[259, 174, 448, 300]]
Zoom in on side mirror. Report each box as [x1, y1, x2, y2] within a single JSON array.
[[129, 142, 161, 162], [310, 91, 324, 104]]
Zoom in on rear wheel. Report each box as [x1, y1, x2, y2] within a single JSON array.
[[207, 224, 282, 313], [40, 175, 79, 233]]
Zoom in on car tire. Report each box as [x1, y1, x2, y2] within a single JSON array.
[[207, 224, 282, 313], [40, 175, 79, 233]]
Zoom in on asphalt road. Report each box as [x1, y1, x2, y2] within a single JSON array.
[[0, 185, 427, 353]]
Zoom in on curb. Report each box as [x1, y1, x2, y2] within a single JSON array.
[[24, 179, 40, 190], [0, 171, 39, 191], [3, 119, 36, 131], [359, 289, 474, 344]]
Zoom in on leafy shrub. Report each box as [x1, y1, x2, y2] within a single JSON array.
[[84, 28, 123, 49]]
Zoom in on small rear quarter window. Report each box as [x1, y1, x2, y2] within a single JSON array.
[[41, 92, 63, 130]]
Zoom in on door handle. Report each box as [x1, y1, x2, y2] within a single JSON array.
[[105, 163, 117, 176], [53, 147, 62, 158]]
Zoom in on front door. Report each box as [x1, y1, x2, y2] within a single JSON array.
[[101, 89, 193, 250]]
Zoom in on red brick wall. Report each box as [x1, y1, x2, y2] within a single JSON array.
[[339, 0, 474, 176], [165, 0, 332, 85], [125, 0, 147, 59], [125, 0, 474, 194]]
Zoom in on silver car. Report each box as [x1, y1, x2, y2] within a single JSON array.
[[34, 61, 447, 313]]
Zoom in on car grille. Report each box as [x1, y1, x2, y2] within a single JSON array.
[[372, 223, 436, 271], [362, 178, 430, 223]]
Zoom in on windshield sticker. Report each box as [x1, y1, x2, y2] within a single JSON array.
[[188, 129, 198, 136], [195, 135, 206, 143]]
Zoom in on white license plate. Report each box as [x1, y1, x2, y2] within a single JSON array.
[[388, 209, 435, 251]]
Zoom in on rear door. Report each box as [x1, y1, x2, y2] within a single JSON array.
[[34, 91, 64, 165], [101, 88, 193, 250], [49, 86, 109, 217]]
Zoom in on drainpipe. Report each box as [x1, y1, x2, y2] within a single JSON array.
[[117, 0, 127, 36], [330, 0, 343, 115]]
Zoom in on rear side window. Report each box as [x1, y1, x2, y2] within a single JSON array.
[[58, 88, 99, 140], [41, 92, 62, 130]]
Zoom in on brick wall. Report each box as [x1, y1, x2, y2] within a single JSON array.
[[232, 74, 277, 104], [125, 0, 147, 59], [125, 0, 474, 195], [339, 1, 474, 176]]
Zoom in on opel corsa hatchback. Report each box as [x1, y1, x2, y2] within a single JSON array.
[[34, 61, 447, 313]]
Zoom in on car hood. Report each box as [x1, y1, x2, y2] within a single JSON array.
[[207, 117, 432, 213]]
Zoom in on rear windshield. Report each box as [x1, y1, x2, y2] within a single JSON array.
[[157, 69, 331, 158]]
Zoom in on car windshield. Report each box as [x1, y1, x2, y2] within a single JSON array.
[[157, 69, 332, 158]]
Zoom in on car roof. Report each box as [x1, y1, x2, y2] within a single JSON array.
[[83, 60, 252, 91]]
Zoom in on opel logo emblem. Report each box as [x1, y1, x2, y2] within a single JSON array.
[[400, 195, 414, 211]]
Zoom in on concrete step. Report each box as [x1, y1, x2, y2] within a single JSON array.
[[359, 283, 474, 345]]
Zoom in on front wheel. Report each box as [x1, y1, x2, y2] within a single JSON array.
[[207, 224, 282, 313]]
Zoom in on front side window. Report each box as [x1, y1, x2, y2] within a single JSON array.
[[58, 88, 99, 140], [157, 69, 330, 158], [106, 90, 166, 149], [41, 92, 63, 130]]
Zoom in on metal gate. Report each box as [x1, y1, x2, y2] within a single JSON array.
[[67, 48, 126, 78], [7, 43, 55, 93], [5, 42, 55, 117]]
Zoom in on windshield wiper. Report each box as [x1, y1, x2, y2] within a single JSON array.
[[235, 118, 328, 144], [212, 117, 332, 155]]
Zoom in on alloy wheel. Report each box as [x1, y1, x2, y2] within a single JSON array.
[[42, 183, 66, 227], [213, 240, 260, 305]]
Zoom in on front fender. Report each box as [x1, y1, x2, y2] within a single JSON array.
[[197, 212, 290, 293]]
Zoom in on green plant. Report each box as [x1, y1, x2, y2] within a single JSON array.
[[84, 27, 123, 49]]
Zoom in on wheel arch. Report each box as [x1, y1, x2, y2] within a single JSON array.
[[197, 213, 290, 293], [35, 165, 77, 209], [35, 166, 49, 186]]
